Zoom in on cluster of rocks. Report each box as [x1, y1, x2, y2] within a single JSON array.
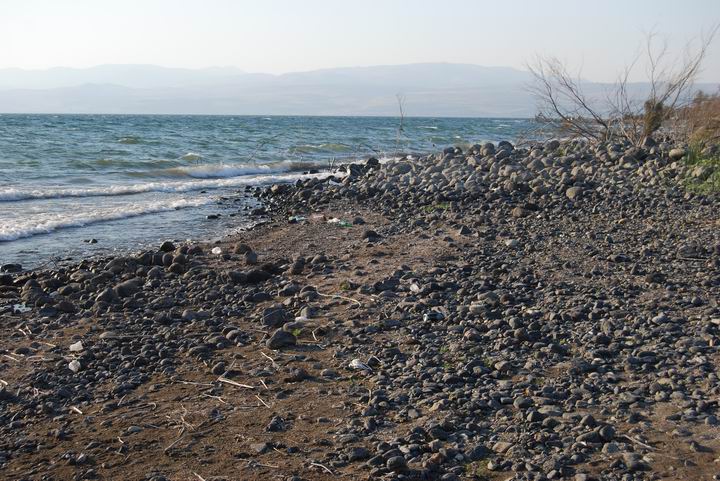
[[250, 138, 720, 480], [260, 138, 718, 219], [0, 137, 718, 481]]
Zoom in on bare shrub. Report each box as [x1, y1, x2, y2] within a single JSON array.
[[681, 90, 720, 144], [528, 26, 718, 145]]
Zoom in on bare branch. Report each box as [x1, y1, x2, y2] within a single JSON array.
[[528, 24, 719, 145], [395, 93, 406, 156]]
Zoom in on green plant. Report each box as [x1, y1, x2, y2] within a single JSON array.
[[465, 461, 492, 480], [422, 202, 451, 213], [291, 328, 303, 337], [683, 144, 720, 193]]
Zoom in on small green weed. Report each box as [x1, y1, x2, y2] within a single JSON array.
[[683, 144, 720, 194], [465, 461, 492, 480], [422, 202, 451, 213]]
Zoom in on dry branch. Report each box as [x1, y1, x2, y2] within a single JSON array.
[[528, 25, 719, 145]]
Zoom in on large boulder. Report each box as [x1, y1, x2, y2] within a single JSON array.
[[566, 186, 584, 201], [669, 148, 686, 161], [261, 306, 289, 328], [266, 329, 297, 349], [113, 278, 142, 298]]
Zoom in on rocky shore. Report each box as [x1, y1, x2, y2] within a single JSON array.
[[1, 137, 719, 481]]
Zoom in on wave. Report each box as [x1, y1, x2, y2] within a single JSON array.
[[0, 198, 209, 242], [119, 160, 327, 181], [288, 143, 353, 154], [181, 152, 203, 161], [0, 169, 333, 203], [94, 158, 183, 169], [150, 160, 326, 180]]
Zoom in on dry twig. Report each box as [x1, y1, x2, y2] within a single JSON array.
[[316, 290, 362, 307], [260, 351, 279, 369], [217, 377, 254, 389], [310, 462, 334, 474]]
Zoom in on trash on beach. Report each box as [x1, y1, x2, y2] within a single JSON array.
[[327, 218, 352, 227], [12, 304, 31, 313], [288, 215, 307, 223], [348, 358, 372, 371], [68, 360, 81, 373], [69, 341, 84, 352], [211, 247, 223, 255], [423, 311, 445, 322]]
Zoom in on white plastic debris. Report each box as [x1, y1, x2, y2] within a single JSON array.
[[211, 247, 223, 255], [68, 360, 81, 373], [348, 358, 372, 371], [423, 311, 445, 322], [69, 341, 84, 352], [327, 218, 352, 227], [12, 304, 31, 313]]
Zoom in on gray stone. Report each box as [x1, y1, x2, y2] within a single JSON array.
[[386, 455, 407, 473], [267, 330, 297, 349], [566, 186, 584, 201]]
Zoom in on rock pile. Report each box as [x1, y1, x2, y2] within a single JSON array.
[[0, 138, 718, 481]]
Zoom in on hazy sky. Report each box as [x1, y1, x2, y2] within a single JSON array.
[[1, 0, 719, 82]]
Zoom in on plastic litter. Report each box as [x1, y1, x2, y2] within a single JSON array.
[[348, 358, 372, 371], [12, 304, 31, 313], [423, 311, 445, 322], [328, 218, 352, 228]]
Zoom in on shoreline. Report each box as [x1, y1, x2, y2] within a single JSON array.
[[0, 151, 429, 272], [1, 138, 719, 480]]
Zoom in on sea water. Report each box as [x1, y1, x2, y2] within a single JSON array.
[[0, 114, 534, 268]]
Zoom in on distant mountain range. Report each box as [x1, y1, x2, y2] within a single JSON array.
[[0, 63, 717, 117]]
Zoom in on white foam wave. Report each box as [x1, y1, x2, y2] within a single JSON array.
[[0, 169, 332, 202], [0, 198, 210, 242], [165, 161, 319, 179], [180, 152, 203, 161]]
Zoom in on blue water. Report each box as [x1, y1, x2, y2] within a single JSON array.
[[0, 114, 534, 268]]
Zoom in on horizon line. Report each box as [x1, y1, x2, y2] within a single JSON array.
[[0, 112, 535, 119]]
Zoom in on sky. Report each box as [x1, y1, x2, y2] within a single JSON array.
[[1, 0, 719, 82]]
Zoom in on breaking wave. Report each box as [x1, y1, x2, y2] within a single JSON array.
[[0, 198, 210, 242]]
